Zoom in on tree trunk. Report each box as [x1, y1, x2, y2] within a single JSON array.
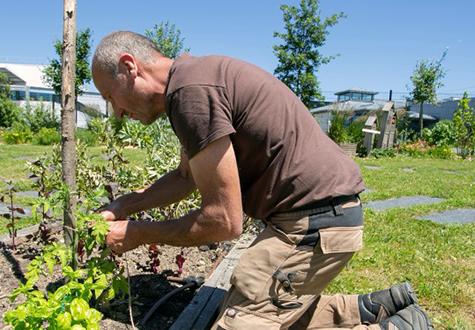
[[61, 0, 78, 268], [419, 102, 424, 137]]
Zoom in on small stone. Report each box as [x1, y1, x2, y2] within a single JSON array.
[[364, 165, 382, 170], [198, 245, 210, 252], [365, 196, 444, 211]]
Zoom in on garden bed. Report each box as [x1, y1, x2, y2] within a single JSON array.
[[0, 223, 243, 329]]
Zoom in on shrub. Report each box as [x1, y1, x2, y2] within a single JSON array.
[[33, 127, 61, 145], [398, 140, 455, 159], [395, 109, 417, 143], [427, 145, 455, 159], [76, 128, 98, 146], [328, 111, 350, 144], [3, 123, 33, 144], [117, 117, 178, 149], [23, 103, 60, 133], [453, 92, 475, 159], [422, 120, 456, 147], [370, 148, 396, 158], [0, 98, 21, 128], [398, 140, 430, 157]]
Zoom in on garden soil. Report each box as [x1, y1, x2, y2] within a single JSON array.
[[0, 229, 236, 329]]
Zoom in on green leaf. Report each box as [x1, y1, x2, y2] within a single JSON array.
[[93, 274, 108, 299], [51, 285, 72, 303], [44, 253, 56, 275], [4, 305, 28, 322], [69, 297, 89, 321], [71, 324, 87, 330], [85, 308, 103, 326], [56, 312, 72, 329]]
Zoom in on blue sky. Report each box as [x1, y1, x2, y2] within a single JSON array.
[[1, 0, 474, 101]]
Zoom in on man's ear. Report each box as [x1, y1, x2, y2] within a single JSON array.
[[118, 53, 138, 79]]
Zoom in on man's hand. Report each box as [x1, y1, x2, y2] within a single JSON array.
[[97, 199, 125, 222], [106, 220, 142, 254], [100, 209, 118, 222]]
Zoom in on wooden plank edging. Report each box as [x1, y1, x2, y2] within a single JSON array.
[[170, 234, 255, 330]]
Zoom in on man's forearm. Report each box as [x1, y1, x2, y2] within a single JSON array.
[[112, 169, 196, 218], [132, 208, 242, 247]]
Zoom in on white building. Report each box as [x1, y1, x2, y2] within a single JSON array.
[[0, 63, 108, 128]]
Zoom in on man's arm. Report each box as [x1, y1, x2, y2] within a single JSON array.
[[101, 149, 196, 220], [106, 136, 243, 253]]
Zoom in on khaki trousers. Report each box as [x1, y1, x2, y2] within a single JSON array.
[[212, 203, 381, 330]]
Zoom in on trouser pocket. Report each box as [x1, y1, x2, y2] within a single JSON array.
[[230, 226, 296, 302], [231, 204, 364, 302], [272, 205, 364, 296], [319, 225, 363, 254]]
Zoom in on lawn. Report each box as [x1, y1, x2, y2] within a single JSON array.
[[330, 157, 475, 329], [0, 144, 474, 329]]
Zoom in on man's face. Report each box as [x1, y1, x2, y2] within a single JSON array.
[[92, 65, 159, 125]]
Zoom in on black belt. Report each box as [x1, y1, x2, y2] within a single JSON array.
[[273, 194, 360, 219], [299, 194, 359, 212]]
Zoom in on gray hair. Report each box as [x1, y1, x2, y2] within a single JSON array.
[[92, 31, 161, 77]]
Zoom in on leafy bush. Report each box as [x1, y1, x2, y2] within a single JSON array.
[[398, 140, 454, 159], [395, 109, 417, 143], [0, 72, 21, 128], [23, 103, 60, 133], [427, 145, 455, 159], [453, 92, 475, 159], [117, 117, 178, 149], [328, 111, 350, 144], [33, 127, 61, 145], [422, 120, 456, 147], [398, 140, 431, 157], [0, 98, 21, 128], [76, 128, 99, 146], [370, 148, 396, 158], [3, 212, 126, 330], [3, 123, 33, 144]]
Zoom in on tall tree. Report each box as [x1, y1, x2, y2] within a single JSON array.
[[145, 21, 190, 59], [43, 28, 92, 98], [61, 0, 78, 268], [409, 50, 447, 136], [273, 0, 344, 107]]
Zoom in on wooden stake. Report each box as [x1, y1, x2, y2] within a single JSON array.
[[61, 0, 78, 268]]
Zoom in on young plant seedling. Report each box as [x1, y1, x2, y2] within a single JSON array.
[[175, 250, 186, 276], [1, 180, 25, 250], [149, 243, 161, 274]]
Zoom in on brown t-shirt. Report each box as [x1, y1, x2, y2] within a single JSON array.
[[166, 55, 364, 219]]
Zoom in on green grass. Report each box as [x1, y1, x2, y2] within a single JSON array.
[[328, 156, 475, 329], [0, 145, 474, 328]]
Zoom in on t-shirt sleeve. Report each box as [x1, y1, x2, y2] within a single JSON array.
[[167, 85, 236, 159]]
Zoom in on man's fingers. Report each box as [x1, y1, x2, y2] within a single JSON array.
[[106, 220, 140, 254], [101, 210, 117, 222]]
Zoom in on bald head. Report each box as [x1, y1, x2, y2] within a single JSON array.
[[92, 31, 162, 77]]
